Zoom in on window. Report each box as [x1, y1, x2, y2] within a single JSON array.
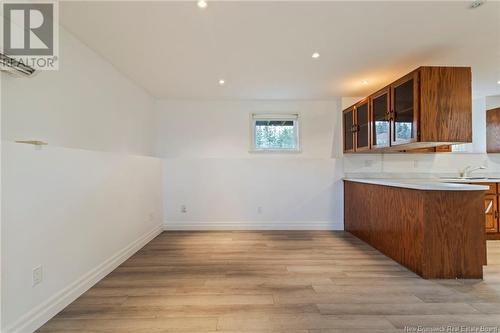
[[251, 114, 300, 152]]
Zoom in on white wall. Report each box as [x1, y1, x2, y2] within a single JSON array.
[[471, 97, 487, 153], [1, 143, 163, 333], [341, 97, 362, 110], [155, 99, 344, 230], [1, 29, 155, 156], [344, 152, 500, 177], [1, 27, 162, 332], [486, 95, 500, 110]]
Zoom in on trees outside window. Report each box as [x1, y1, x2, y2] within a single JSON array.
[[251, 115, 299, 151]]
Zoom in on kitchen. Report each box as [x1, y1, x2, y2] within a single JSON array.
[[1, 1, 500, 332], [342, 66, 500, 278]]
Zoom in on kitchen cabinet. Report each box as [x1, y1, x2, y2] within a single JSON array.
[[472, 182, 500, 238], [435, 145, 452, 152], [344, 180, 485, 279], [355, 99, 370, 151], [487, 107, 500, 153], [401, 145, 452, 153], [343, 66, 472, 153], [343, 106, 355, 153], [484, 195, 498, 234], [391, 72, 419, 145], [370, 88, 391, 149]]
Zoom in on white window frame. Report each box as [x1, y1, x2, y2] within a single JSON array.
[[249, 113, 301, 153]]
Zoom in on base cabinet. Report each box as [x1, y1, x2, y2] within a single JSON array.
[[484, 195, 499, 233], [472, 182, 500, 238], [344, 180, 485, 279]]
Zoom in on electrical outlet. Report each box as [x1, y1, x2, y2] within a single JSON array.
[[413, 160, 419, 168], [32, 266, 43, 287], [181, 205, 187, 213], [257, 206, 263, 214]]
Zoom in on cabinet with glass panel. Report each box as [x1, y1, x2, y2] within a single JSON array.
[[370, 87, 391, 149], [342, 66, 472, 154], [343, 106, 356, 153], [391, 72, 419, 146], [354, 99, 370, 152]]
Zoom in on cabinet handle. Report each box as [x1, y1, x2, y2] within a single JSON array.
[[495, 211, 499, 219], [386, 110, 395, 121]]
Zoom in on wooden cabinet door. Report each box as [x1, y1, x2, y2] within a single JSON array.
[[391, 71, 419, 146], [484, 195, 499, 234], [370, 88, 391, 149], [343, 107, 356, 153], [487, 107, 500, 153], [355, 99, 370, 151]]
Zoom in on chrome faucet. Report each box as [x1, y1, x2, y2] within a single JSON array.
[[459, 165, 486, 178]]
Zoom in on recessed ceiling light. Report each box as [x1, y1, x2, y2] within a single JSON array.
[[197, 0, 207, 9], [312, 52, 320, 59], [218, 79, 225, 86], [361, 80, 369, 85], [497, 80, 500, 85], [470, 0, 485, 9]]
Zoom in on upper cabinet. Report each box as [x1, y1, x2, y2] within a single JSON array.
[[370, 88, 391, 149], [343, 66, 472, 153], [343, 106, 355, 153], [391, 72, 419, 146], [355, 99, 370, 152], [487, 107, 500, 153]]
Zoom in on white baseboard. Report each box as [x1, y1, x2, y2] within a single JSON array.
[[4, 225, 163, 333], [163, 221, 344, 230]]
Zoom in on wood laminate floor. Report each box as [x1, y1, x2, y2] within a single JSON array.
[[38, 232, 500, 333]]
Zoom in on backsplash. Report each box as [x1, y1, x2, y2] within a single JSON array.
[[344, 153, 500, 178]]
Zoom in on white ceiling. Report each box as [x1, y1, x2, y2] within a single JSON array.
[[60, 1, 500, 100]]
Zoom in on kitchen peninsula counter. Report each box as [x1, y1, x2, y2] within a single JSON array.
[[344, 179, 487, 279]]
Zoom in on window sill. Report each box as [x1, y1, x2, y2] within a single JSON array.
[[249, 149, 302, 154]]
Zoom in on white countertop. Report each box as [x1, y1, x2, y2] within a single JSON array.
[[438, 178, 500, 183], [344, 178, 490, 191]]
